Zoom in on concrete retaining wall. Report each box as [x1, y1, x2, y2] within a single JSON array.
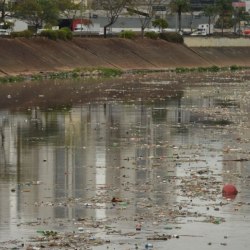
[[184, 37, 250, 47], [0, 37, 211, 76], [1, 37, 250, 76]]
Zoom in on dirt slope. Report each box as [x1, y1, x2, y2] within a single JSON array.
[[0, 37, 249, 76]]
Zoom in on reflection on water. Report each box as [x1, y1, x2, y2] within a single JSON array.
[[1, 79, 250, 246]]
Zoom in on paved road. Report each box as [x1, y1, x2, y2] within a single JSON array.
[[88, 14, 209, 30]]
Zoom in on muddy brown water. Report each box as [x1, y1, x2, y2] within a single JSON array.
[[0, 72, 250, 249]]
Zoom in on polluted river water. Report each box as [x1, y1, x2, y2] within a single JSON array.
[[0, 71, 250, 249]]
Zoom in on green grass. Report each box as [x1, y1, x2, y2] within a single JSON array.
[[174, 65, 248, 74], [97, 67, 123, 77], [0, 75, 25, 84], [0, 65, 248, 84], [0, 67, 123, 84]]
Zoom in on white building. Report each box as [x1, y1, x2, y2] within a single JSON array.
[[244, 1, 250, 12]]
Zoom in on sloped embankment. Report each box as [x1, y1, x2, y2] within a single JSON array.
[[188, 46, 250, 67], [0, 37, 249, 76]]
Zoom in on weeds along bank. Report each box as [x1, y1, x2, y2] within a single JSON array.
[[1, 65, 249, 84], [1, 37, 250, 76]]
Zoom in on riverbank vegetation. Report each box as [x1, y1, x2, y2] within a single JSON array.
[[0, 67, 123, 84], [0, 65, 249, 84]]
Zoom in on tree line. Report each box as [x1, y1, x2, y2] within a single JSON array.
[[0, 0, 249, 37]]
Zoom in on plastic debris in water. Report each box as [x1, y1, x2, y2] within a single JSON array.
[[222, 184, 238, 199], [145, 243, 153, 248]]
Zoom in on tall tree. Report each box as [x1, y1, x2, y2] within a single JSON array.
[[127, 0, 165, 38], [203, 4, 218, 35], [169, 0, 190, 32], [0, 0, 13, 23], [0, 0, 6, 22], [98, 0, 130, 38], [55, 0, 80, 19], [215, 0, 233, 35], [14, 0, 59, 31], [233, 7, 250, 35]]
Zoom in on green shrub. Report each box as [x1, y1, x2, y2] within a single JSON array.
[[40, 28, 72, 40], [2, 21, 14, 29], [98, 67, 123, 77], [175, 66, 221, 74], [60, 27, 73, 40], [71, 71, 80, 78], [208, 65, 220, 72], [197, 67, 207, 72], [40, 30, 58, 40], [152, 18, 168, 31], [0, 75, 25, 83], [11, 30, 33, 38], [119, 30, 136, 39], [145, 31, 159, 39], [175, 67, 189, 73], [159, 32, 184, 43], [230, 65, 240, 71], [57, 29, 67, 40]]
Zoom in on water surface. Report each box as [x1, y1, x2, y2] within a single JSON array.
[[0, 75, 250, 249]]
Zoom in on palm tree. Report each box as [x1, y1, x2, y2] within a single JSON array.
[[215, 0, 233, 35], [203, 4, 218, 35], [169, 0, 190, 32], [233, 7, 250, 35]]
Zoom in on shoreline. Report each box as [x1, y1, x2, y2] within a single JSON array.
[[0, 64, 249, 84], [1, 68, 250, 111]]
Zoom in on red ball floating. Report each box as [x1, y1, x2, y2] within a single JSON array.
[[222, 184, 238, 198]]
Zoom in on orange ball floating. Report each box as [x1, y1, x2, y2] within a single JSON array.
[[222, 184, 238, 198]]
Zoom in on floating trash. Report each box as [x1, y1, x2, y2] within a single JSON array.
[[222, 184, 238, 198], [145, 243, 153, 249]]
